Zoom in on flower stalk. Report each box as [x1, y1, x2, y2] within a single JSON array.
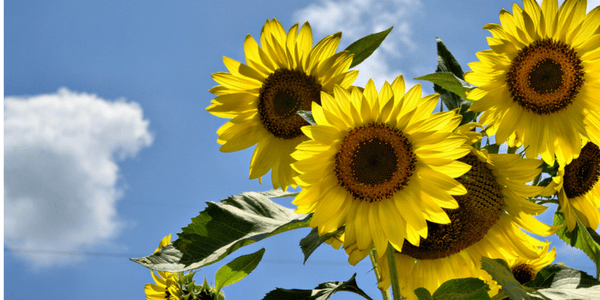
[[386, 243, 402, 300], [370, 249, 391, 300]]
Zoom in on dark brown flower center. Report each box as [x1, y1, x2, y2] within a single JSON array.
[[334, 123, 416, 202], [401, 153, 504, 259], [564, 142, 600, 199], [512, 263, 536, 285], [258, 68, 322, 139], [506, 38, 584, 115]]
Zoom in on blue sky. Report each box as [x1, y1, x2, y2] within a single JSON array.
[[4, 0, 600, 299]]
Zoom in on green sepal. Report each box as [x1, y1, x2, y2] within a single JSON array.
[[299, 226, 344, 264], [131, 190, 310, 272], [214, 248, 265, 295], [481, 257, 530, 300], [345, 27, 393, 69], [541, 161, 559, 177], [554, 211, 600, 279], [262, 273, 373, 300]]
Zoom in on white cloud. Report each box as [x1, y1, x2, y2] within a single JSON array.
[[294, 0, 422, 89], [4, 88, 153, 268]]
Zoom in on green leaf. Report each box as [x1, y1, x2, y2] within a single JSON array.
[[526, 264, 599, 289], [554, 211, 600, 279], [416, 72, 475, 104], [431, 278, 491, 300], [417, 38, 477, 125], [263, 288, 312, 299], [297, 110, 316, 126], [414, 278, 491, 300], [214, 248, 265, 293], [435, 37, 464, 77], [526, 264, 600, 299], [345, 27, 393, 69], [262, 273, 373, 300], [481, 257, 530, 300], [414, 288, 434, 300], [131, 190, 311, 272], [299, 227, 344, 264]]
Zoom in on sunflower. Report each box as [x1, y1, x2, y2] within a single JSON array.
[[374, 146, 558, 300], [291, 75, 473, 262], [507, 241, 556, 285], [145, 234, 181, 300], [542, 140, 600, 231], [207, 18, 358, 190], [465, 0, 600, 166]]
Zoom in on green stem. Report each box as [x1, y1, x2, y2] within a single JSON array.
[[370, 249, 391, 300], [386, 243, 402, 300]]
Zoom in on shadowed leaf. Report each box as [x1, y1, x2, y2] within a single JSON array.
[[131, 190, 310, 272], [526, 264, 600, 299], [481, 257, 530, 300], [299, 226, 344, 264], [262, 273, 373, 300]]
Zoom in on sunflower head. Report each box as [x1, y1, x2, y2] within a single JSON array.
[[400, 151, 505, 260], [507, 241, 556, 285], [145, 271, 181, 300], [465, 0, 600, 166], [543, 140, 600, 231], [146, 234, 182, 300], [207, 18, 358, 190], [292, 75, 474, 262], [373, 146, 557, 299]]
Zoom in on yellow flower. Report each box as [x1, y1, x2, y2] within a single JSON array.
[[291, 75, 473, 262], [542, 141, 600, 231], [507, 241, 556, 285], [465, 0, 600, 166], [145, 234, 181, 300], [207, 18, 358, 190], [374, 148, 557, 300]]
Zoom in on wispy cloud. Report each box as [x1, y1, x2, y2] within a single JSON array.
[[294, 0, 423, 89], [4, 88, 153, 269]]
